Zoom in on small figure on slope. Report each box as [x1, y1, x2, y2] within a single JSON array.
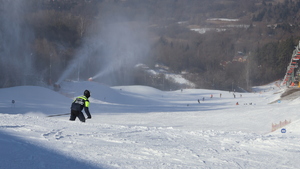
[[70, 90, 92, 122]]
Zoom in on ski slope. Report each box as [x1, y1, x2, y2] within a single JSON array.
[[0, 81, 300, 169]]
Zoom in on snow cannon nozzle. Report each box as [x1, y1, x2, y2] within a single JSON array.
[[88, 77, 93, 81], [53, 83, 61, 91]]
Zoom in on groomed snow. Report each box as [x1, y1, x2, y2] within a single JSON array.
[[0, 81, 300, 169]]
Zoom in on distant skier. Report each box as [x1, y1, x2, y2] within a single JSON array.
[[70, 90, 92, 122], [11, 100, 15, 107]]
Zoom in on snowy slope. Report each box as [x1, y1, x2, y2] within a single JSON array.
[[1, 81, 300, 169], [0, 86, 71, 115]]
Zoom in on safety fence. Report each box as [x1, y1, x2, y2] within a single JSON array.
[[271, 120, 291, 132]]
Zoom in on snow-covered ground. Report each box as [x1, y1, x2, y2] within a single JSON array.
[[191, 28, 227, 34], [190, 18, 249, 34], [207, 18, 239, 22], [136, 63, 196, 88], [1, 80, 300, 169]]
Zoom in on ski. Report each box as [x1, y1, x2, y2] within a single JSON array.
[[47, 113, 70, 117]]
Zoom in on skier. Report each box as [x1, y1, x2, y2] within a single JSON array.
[[70, 90, 92, 122], [11, 100, 15, 107]]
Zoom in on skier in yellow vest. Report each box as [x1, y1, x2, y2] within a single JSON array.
[[70, 90, 92, 122]]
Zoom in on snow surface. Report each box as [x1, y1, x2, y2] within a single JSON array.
[[207, 18, 239, 22], [191, 28, 227, 34], [1, 81, 300, 169], [142, 64, 195, 88]]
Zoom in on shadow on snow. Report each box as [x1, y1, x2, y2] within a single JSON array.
[[0, 130, 108, 169]]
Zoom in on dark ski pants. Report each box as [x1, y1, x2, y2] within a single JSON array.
[[70, 110, 85, 122]]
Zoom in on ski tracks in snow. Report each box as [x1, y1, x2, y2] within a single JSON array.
[[0, 114, 300, 169]]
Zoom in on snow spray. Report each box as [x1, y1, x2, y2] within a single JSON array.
[[55, 39, 103, 85], [0, 0, 35, 86], [56, 15, 150, 85], [91, 53, 130, 80]]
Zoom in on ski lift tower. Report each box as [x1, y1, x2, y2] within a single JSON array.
[[282, 41, 300, 86]]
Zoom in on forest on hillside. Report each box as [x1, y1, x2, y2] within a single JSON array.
[[1, 0, 300, 91]]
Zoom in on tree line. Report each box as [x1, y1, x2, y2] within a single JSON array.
[[0, 0, 299, 91]]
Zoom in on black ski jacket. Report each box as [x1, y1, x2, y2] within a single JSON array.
[[71, 96, 91, 118]]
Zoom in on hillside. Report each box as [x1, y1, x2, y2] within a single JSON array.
[[0, 0, 299, 91]]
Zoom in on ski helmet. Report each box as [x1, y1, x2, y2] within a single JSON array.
[[84, 90, 90, 98]]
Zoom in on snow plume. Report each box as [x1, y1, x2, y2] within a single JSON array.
[[91, 21, 150, 85], [0, 0, 34, 87], [56, 14, 150, 85], [55, 38, 104, 85]]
